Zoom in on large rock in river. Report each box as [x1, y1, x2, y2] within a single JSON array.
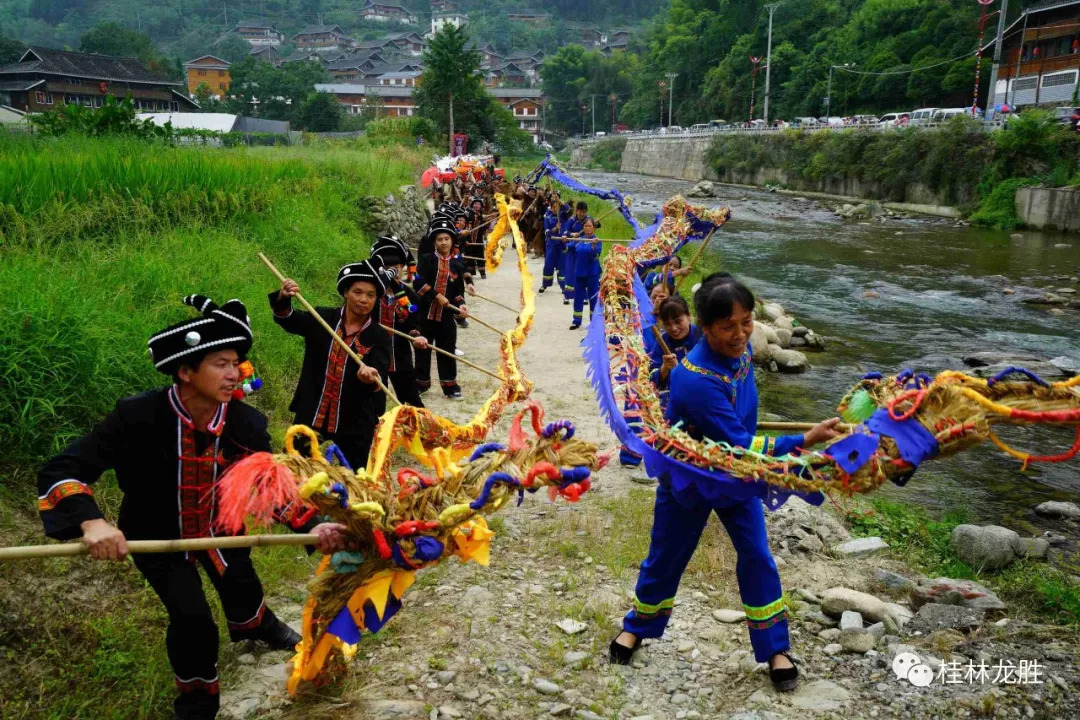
[[771, 348, 810, 373]]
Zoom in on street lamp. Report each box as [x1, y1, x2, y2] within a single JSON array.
[[581, 104, 588, 136], [972, 0, 996, 117], [825, 63, 854, 120]]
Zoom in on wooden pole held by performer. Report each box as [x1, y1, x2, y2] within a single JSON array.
[[468, 289, 521, 314], [379, 325, 502, 381], [258, 252, 402, 407], [0, 533, 320, 561], [675, 227, 718, 293]]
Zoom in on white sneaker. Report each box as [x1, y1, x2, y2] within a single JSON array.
[[455, 349, 465, 357]]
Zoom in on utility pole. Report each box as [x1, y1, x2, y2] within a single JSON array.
[[763, 3, 780, 125], [665, 72, 677, 127], [223, 3, 228, 27], [825, 64, 853, 119], [986, 0, 1010, 115], [448, 92, 454, 155], [591, 94, 596, 136]]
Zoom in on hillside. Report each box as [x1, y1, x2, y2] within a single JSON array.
[[0, 0, 662, 62]]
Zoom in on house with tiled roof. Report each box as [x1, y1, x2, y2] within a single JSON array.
[[184, 55, 231, 97], [0, 46, 197, 113], [292, 25, 354, 52], [230, 20, 284, 46], [360, 1, 419, 25]]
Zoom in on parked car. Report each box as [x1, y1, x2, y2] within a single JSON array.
[[708, 119, 729, 129], [749, 119, 766, 128], [594, 131, 607, 137], [822, 116, 844, 126], [932, 108, 979, 122], [878, 112, 910, 127], [668, 125, 684, 133], [853, 114, 879, 125], [908, 108, 939, 126], [792, 116, 819, 127]]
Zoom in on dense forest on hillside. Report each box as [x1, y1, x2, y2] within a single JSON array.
[[0, 0, 659, 61]]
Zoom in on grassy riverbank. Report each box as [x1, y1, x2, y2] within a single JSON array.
[[846, 497, 1080, 626], [0, 136, 429, 719]]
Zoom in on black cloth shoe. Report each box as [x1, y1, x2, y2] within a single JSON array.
[[608, 633, 642, 665], [256, 618, 301, 651], [769, 651, 799, 692]]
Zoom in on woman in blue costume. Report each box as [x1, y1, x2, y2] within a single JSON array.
[[609, 273, 842, 692], [647, 295, 703, 409]]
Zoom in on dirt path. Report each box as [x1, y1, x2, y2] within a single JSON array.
[[220, 247, 1077, 720]]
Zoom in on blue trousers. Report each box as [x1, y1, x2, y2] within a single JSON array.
[[571, 273, 599, 325], [542, 240, 563, 289], [623, 481, 790, 663], [561, 247, 577, 301]]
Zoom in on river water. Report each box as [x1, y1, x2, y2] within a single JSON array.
[[577, 170, 1080, 531]]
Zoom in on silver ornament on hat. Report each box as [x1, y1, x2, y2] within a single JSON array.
[[185, 331, 202, 347]]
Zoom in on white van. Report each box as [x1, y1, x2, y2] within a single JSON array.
[[878, 112, 910, 127], [908, 108, 939, 126], [932, 108, 978, 122]]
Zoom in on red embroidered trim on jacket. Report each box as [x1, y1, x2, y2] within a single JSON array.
[[427, 256, 452, 322], [314, 315, 371, 433], [37, 480, 93, 512]]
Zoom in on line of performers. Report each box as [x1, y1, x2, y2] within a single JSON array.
[[30, 177, 848, 718]]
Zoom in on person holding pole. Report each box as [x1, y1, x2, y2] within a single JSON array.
[[414, 218, 474, 399], [36, 294, 347, 720], [270, 260, 393, 469], [560, 201, 589, 306], [540, 193, 569, 294], [370, 236, 429, 410], [569, 216, 602, 330]]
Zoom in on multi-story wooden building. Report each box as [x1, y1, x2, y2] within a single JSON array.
[[360, 1, 419, 25], [184, 55, 231, 97], [988, 0, 1080, 108], [292, 25, 355, 52], [0, 46, 196, 113], [490, 87, 545, 143], [230, 20, 284, 47]]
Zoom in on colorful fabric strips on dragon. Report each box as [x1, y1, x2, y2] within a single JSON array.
[[213, 192, 607, 694], [568, 172, 1080, 510]]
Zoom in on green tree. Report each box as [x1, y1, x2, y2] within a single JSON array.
[[214, 34, 252, 64], [79, 22, 175, 78], [192, 82, 224, 112], [0, 34, 24, 65], [414, 24, 490, 146], [296, 91, 342, 132], [225, 56, 330, 123]]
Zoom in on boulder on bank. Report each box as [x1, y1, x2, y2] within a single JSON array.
[[950, 524, 1019, 570], [912, 577, 1006, 611], [771, 348, 810, 374]]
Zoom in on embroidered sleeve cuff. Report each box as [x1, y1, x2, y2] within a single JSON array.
[[38, 481, 104, 541], [748, 436, 775, 455], [418, 285, 431, 296]]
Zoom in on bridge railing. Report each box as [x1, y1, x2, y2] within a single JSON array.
[[571, 118, 1005, 144]]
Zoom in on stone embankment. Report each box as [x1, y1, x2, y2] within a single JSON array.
[[360, 183, 431, 243]]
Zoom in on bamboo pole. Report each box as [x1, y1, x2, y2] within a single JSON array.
[[757, 421, 853, 433], [462, 255, 488, 262], [258, 253, 401, 407], [379, 325, 502, 381], [0, 534, 319, 561], [447, 303, 506, 336], [550, 236, 628, 243], [675, 227, 718, 293], [650, 326, 672, 356], [467, 289, 521, 314]]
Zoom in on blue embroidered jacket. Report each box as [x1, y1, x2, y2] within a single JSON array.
[[665, 341, 803, 457], [648, 324, 703, 390], [572, 232, 602, 279], [561, 214, 584, 275]]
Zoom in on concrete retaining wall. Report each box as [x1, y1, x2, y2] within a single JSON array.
[[619, 137, 718, 181], [1016, 187, 1080, 233]]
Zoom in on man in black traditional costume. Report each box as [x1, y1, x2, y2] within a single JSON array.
[[37, 295, 348, 720], [270, 259, 392, 469]]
